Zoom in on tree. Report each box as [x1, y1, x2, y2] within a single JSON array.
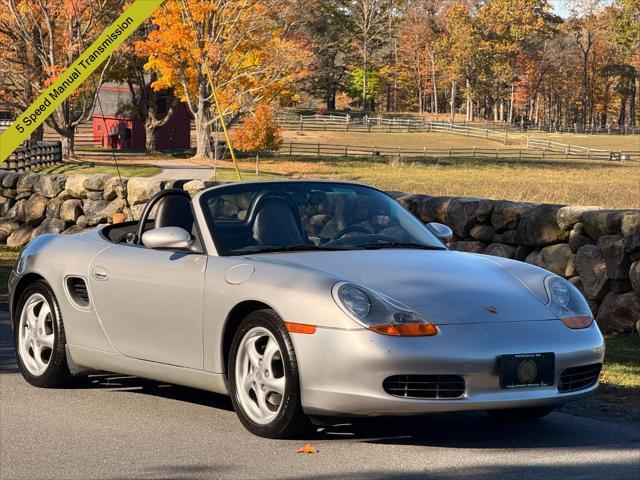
[[612, 0, 640, 125], [109, 23, 181, 153], [346, 67, 381, 106], [139, 0, 310, 159], [232, 101, 282, 152], [0, 0, 125, 155], [394, 0, 442, 114], [299, 0, 353, 111], [348, 0, 393, 111]]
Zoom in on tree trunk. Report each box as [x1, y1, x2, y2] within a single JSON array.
[[450, 81, 456, 122], [465, 78, 473, 122], [630, 79, 637, 127], [61, 127, 75, 157], [618, 96, 627, 127], [145, 121, 157, 152], [362, 40, 368, 111], [30, 125, 44, 143], [508, 84, 515, 123], [429, 51, 438, 115], [493, 101, 499, 122]]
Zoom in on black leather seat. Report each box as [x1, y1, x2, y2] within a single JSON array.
[[251, 195, 306, 247], [154, 195, 195, 232]]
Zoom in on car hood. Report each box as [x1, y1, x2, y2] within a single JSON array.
[[251, 250, 554, 325]]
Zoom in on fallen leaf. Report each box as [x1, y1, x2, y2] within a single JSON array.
[[297, 444, 318, 454]]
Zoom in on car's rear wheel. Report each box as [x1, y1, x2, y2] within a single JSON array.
[[14, 280, 72, 388], [228, 309, 309, 438], [488, 406, 554, 421]]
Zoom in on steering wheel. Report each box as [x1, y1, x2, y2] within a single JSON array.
[[329, 225, 372, 241], [135, 189, 191, 245]]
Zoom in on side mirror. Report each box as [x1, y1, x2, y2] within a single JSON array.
[[142, 227, 195, 250], [426, 222, 453, 243]]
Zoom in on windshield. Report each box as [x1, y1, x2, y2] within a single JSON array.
[[199, 182, 446, 256]]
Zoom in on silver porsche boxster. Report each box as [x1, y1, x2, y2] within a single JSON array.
[[9, 181, 605, 438]]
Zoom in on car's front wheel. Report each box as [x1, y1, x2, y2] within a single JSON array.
[[228, 309, 309, 438], [14, 280, 72, 387]]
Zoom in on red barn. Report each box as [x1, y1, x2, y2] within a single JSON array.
[[92, 83, 192, 151]]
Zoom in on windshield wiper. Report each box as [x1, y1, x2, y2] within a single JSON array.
[[354, 242, 445, 251], [240, 245, 350, 255]]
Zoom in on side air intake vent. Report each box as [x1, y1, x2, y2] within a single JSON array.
[[66, 277, 90, 308], [558, 363, 602, 393]]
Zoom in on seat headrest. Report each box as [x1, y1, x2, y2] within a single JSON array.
[[154, 195, 194, 232]]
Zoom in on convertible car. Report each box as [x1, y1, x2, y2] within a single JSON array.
[[10, 181, 604, 438]]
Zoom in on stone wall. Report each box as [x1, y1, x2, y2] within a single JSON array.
[[0, 170, 211, 247], [0, 170, 638, 335]]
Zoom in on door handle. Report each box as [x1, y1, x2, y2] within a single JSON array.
[[92, 267, 109, 281]]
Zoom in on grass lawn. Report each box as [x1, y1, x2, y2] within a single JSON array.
[[0, 246, 20, 294], [37, 162, 162, 177], [593, 334, 640, 422], [282, 130, 506, 149], [512, 132, 639, 153], [225, 156, 640, 208]]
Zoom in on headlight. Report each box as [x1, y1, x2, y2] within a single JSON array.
[[333, 282, 438, 336], [545, 276, 593, 329]]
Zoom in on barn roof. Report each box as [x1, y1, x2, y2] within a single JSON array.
[[93, 83, 138, 119]]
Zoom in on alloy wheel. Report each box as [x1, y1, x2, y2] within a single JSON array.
[[18, 293, 55, 376], [234, 326, 286, 425]]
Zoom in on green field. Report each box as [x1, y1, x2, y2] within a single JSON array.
[[231, 155, 640, 208], [283, 130, 505, 149], [514, 132, 640, 153]]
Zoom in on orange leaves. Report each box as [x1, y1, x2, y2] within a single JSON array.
[[232, 102, 283, 153], [137, 0, 311, 120], [296, 444, 318, 454]]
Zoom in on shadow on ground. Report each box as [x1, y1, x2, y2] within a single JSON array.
[[126, 460, 640, 480]]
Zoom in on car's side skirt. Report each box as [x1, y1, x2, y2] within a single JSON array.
[[68, 345, 229, 395]]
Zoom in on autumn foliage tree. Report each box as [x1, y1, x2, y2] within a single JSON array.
[[232, 102, 282, 152], [0, 0, 125, 155], [138, 0, 310, 159]]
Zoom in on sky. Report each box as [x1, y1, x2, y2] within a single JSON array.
[[549, 0, 572, 17], [548, 0, 614, 18]]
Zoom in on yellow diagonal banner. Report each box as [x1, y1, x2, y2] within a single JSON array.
[[0, 0, 165, 162]]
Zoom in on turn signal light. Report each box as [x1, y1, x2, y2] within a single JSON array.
[[369, 324, 438, 336], [560, 316, 593, 329], [284, 322, 317, 334]]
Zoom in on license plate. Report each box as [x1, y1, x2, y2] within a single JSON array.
[[499, 352, 555, 389]]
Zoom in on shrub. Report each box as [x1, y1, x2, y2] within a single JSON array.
[[233, 102, 283, 153]]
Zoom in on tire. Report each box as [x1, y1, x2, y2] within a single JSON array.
[[228, 309, 310, 438], [13, 280, 72, 388], [488, 406, 554, 422]]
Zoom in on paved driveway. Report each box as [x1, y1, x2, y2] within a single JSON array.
[[149, 162, 214, 182], [1, 312, 639, 480]]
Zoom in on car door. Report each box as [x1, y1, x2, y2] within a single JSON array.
[[88, 243, 207, 369]]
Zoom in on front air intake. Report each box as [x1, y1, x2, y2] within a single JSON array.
[[66, 277, 90, 308], [558, 363, 602, 393], [383, 375, 465, 399]]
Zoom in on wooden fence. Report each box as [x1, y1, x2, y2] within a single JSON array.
[[526, 137, 616, 160], [271, 141, 632, 163], [276, 115, 511, 143], [277, 113, 639, 136], [4, 141, 63, 171]]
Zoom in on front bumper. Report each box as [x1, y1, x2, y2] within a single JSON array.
[[292, 319, 604, 416]]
